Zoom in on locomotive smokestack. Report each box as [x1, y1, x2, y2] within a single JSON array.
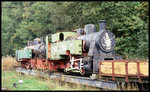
[[99, 20, 106, 31]]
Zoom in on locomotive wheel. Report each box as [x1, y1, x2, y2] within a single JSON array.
[[25, 62, 32, 70], [64, 62, 71, 74], [80, 68, 85, 75], [21, 63, 26, 68]]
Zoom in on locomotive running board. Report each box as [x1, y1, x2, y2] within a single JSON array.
[[16, 68, 118, 90]]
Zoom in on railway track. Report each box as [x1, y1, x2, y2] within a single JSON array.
[[15, 67, 119, 90], [15, 67, 148, 91]]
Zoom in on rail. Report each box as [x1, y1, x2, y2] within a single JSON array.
[[15, 68, 118, 90]]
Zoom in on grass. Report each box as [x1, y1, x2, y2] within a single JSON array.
[[2, 70, 100, 90], [1, 55, 100, 90], [2, 71, 49, 90]]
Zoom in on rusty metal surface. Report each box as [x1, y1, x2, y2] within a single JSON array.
[[16, 68, 118, 90], [125, 62, 128, 82]]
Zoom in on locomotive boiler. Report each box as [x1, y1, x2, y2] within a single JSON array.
[[24, 37, 46, 59], [76, 20, 121, 73]]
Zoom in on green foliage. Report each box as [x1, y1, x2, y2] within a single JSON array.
[[2, 1, 149, 59]]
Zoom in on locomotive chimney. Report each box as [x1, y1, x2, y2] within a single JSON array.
[[99, 20, 106, 31]]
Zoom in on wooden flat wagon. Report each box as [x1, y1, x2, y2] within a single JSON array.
[[99, 59, 149, 83]]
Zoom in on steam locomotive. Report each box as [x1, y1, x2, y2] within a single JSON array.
[[16, 20, 148, 83]]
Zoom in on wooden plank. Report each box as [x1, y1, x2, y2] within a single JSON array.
[[100, 62, 112, 74], [140, 62, 148, 76], [100, 60, 149, 76], [114, 62, 125, 75], [128, 62, 137, 75]]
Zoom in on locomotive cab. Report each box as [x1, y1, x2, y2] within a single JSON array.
[[46, 31, 82, 60]]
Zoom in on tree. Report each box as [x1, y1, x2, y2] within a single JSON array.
[[2, 1, 149, 59]]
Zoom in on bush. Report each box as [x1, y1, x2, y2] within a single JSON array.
[[2, 55, 20, 70]]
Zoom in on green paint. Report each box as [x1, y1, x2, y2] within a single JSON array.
[[50, 40, 82, 60], [16, 49, 32, 61], [46, 31, 82, 60], [51, 31, 76, 42], [46, 36, 49, 59]]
